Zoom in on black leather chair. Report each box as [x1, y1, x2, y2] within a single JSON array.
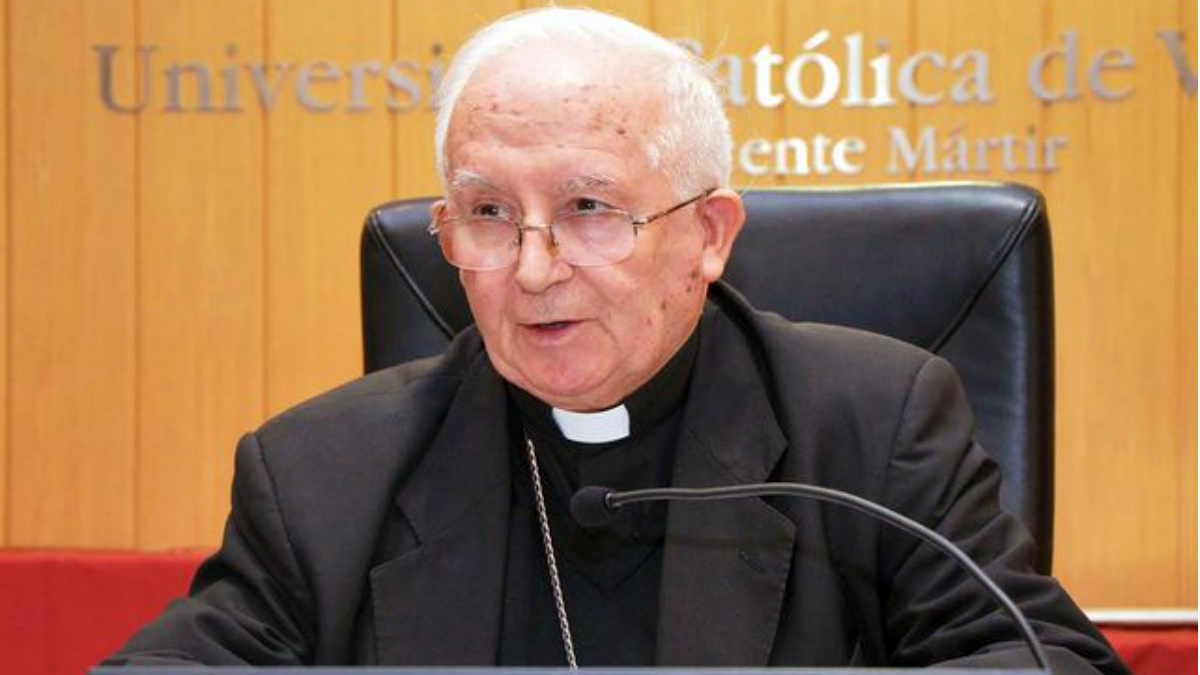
[[359, 183, 1055, 573]]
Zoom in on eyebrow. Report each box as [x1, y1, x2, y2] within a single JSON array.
[[555, 174, 617, 196], [450, 170, 619, 197], [449, 170, 502, 193]]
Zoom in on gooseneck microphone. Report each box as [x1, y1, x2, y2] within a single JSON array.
[[570, 483, 1051, 672]]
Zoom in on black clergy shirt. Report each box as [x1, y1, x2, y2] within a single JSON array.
[[499, 326, 700, 666]]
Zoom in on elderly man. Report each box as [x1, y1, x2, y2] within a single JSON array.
[[108, 8, 1127, 674]]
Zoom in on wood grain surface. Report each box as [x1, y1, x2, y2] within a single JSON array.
[[0, 0, 8, 545], [135, 0, 266, 549], [0, 0, 1192, 607], [8, 0, 138, 547]]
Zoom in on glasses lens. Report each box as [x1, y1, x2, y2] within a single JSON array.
[[554, 211, 636, 266], [439, 217, 518, 270], [435, 211, 637, 270]]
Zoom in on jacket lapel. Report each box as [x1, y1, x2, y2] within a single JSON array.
[[371, 353, 512, 665], [368, 295, 797, 666], [656, 306, 796, 666]]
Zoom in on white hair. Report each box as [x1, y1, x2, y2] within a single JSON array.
[[433, 6, 732, 197]]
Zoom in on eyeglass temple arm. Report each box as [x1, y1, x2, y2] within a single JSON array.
[[426, 201, 447, 235], [632, 188, 716, 226]]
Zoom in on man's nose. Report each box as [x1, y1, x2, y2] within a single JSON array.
[[514, 224, 573, 293]]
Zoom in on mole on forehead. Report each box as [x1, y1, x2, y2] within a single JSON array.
[[474, 67, 630, 101]]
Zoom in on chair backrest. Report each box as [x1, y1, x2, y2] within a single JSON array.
[[360, 183, 1055, 573]]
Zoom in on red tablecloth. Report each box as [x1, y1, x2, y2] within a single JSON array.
[[0, 549, 201, 675], [0, 548, 1194, 675], [1101, 625, 1198, 675]]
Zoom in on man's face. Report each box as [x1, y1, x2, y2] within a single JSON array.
[[441, 46, 739, 411]]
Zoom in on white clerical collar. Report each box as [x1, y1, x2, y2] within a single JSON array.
[[551, 404, 631, 444]]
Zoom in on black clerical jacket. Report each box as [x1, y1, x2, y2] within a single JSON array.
[[106, 286, 1127, 675]]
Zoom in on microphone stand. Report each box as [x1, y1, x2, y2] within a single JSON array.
[[573, 483, 1052, 673]]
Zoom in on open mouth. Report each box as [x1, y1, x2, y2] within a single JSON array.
[[523, 320, 581, 337], [520, 319, 583, 345]]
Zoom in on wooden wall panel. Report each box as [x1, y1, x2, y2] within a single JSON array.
[[7, 0, 137, 546], [777, 1, 913, 185], [393, 0, 522, 199], [0, 0, 8, 545], [572, 0, 649, 25], [655, 0, 784, 189], [909, 1, 1045, 187], [0, 0, 1191, 609], [1045, 0, 1183, 607], [135, 0, 265, 548], [265, 0, 396, 416], [1178, 0, 1196, 608]]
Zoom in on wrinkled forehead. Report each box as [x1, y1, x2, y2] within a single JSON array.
[[468, 42, 651, 101], [444, 43, 667, 167]]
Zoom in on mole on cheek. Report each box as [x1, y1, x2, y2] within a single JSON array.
[[660, 300, 669, 311]]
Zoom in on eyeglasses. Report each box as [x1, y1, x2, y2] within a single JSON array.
[[427, 189, 715, 271]]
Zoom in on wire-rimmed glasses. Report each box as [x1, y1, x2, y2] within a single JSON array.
[[427, 189, 715, 271]]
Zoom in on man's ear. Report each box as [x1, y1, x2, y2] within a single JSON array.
[[430, 199, 446, 219], [696, 188, 746, 282]]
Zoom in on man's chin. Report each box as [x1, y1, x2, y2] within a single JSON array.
[[512, 369, 623, 411]]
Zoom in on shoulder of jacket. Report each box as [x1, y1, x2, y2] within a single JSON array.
[[255, 327, 484, 448], [750, 308, 937, 380], [710, 280, 937, 378]]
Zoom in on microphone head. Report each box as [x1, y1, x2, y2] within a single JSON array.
[[570, 486, 617, 528]]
